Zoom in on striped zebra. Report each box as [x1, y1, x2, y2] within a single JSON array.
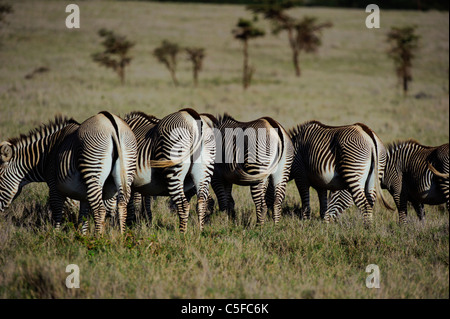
[[0, 111, 137, 235], [288, 120, 392, 226], [326, 140, 449, 223], [379, 140, 448, 222], [211, 114, 294, 226], [123, 108, 216, 232]]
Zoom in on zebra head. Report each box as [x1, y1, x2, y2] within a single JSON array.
[[0, 141, 21, 212]]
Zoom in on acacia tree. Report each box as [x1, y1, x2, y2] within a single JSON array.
[[386, 25, 420, 95], [247, 1, 332, 77], [232, 18, 265, 90], [92, 29, 135, 85], [153, 40, 181, 86], [185, 47, 205, 87]]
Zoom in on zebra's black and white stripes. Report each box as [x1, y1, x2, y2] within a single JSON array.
[[288, 120, 392, 226], [124, 108, 216, 232], [382, 140, 449, 223], [1, 109, 447, 233], [211, 114, 294, 226], [0, 111, 137, 235]]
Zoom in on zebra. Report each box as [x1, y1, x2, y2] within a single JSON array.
[[0, 111, 137, 235], [326, 140, 449, 223], [211, 114, 294, 226], [288, 120, 392, 226], [123, 108, 216, 233]]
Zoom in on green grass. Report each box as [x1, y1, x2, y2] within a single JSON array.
[[0, 1, 448, 298]]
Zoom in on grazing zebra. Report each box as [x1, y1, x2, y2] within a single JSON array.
[[123, 108, 216, 232], [380, 140, 448, 222], [288, 120, 392, 226], [326, 140, 449, 223], [211, 114, 294, 226], [0, 111, 137, 235]]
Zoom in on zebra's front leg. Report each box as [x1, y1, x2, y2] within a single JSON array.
[[48, 189, 66, 230], [126, 191, 139, 226], [78, 201, 90, 235], [411, 202, 425, 222], [317, 188, 328, 220], [212, 177, 235, 221], [295, 177, 311, 220], [250, 179, 269, 227], [396, 192, 408, 225], [142, 195, 152, 225]]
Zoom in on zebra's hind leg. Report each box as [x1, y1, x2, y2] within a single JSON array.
[[250, 179, 269, 227], [269, 173, 288, 224], [117, 199, 128, 234], [171, 192, 190, 233], [168, 171, 191, 233], [87, 183, 108, 235], [190, 165, 213, 231], [325, 190, 354, 223], [347, 185, 374, 227]]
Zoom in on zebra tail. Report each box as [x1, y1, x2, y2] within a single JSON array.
[[370, 141, 395, 211], [150, 114, 204, 168], [109, 124, 129, 202], [99, 111, 129, 200], [235, 120, 285, 183], [427, 161, 449, 178]]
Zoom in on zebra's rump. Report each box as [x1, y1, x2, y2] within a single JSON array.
[[214, 114, 290, 183]]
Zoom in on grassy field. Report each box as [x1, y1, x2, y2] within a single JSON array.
[[0, 0, 448, 299]]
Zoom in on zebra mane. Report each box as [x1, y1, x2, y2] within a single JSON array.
[[288, 120, 324, 138], [217, 113, 280, 128], [7, 115, 79, 147], [289, 120, 378, 139], [386, 139, 433, 152], [123, 111, 160, 125], [217, 113, 236, 125]]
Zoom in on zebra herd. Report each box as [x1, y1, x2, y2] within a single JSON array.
[[0, 108, 448, 235]]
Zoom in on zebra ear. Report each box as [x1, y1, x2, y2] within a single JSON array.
[[0, 142, 13, 163]]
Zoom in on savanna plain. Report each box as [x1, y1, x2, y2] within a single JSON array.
[[0, 0, 448, 299]]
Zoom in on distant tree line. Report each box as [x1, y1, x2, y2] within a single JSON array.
[[0, 1, 421, 95], [138, 0, 448, 11]]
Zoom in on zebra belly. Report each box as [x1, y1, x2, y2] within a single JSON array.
[[57, 172, 87, 200], [57, 172, 119, 201], [133, 168, 169, 196], [310, 168, 345, 191], [409, 183, 446, 205]]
